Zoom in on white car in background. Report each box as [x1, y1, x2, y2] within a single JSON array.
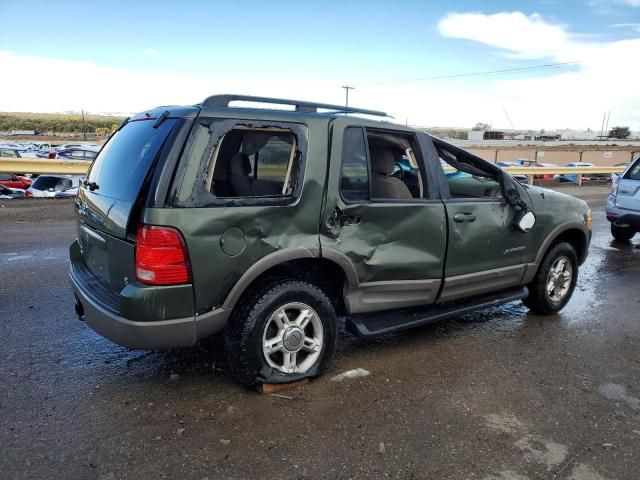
[[0, 146, 39, 158], [25, 175, 84, 198], [0, 185, 26, 199], [0, 142, 29, 151], [55, 143, 99, 152]]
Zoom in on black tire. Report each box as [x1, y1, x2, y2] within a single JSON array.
[[224, 279, 338, 387], [523, 242, 578, 315], [611, 224, 636, 241]]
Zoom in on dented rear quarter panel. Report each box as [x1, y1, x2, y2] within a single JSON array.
[[143, 115, 330, 314]]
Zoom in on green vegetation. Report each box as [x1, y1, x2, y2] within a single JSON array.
[[608, 126, 631, 139], [0, 112, 124, 133]]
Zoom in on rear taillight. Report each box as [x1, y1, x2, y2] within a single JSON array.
[[135, 225, 191, 285], [611, 176, 620, 196]]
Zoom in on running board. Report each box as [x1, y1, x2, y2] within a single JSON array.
[[345, 286, 529, 339]]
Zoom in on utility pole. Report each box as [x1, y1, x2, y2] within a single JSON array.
[[342, 85, 355, 107], [82, 109, 87, 141], [599, 111, 609, 140]]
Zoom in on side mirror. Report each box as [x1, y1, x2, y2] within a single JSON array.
[[516, 210, 536, 233]]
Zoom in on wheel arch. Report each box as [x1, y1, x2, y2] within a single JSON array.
[[549, 227, 589, 265], [221, 248, 358, 316], [524, 222, 590, 284]]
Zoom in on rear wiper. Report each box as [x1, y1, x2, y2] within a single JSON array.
[[153, 110, 170, 129]]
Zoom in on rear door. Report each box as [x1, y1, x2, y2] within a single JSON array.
[[75, 114, 181, 290], [320, 118, 446, 314], [615, 158, 640, 212]]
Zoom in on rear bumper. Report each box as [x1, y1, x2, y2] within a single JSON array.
[[606, 196, 640, 230], [70, 266, 231, 350]]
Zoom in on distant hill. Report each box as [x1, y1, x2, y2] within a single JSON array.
[[0, 112, 125, 133]]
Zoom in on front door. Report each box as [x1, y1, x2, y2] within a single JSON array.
[[320, 119, 447, 314], [432, 139, 531, 301]]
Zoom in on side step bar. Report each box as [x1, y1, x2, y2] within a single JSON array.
[[346, 286, 529, 339]]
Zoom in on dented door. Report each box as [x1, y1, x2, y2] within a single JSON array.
[[320, 119, 447, 313]]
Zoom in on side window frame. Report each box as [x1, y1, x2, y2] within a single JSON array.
[[172, 118, 308, 208], [339, 126, 371, 205]]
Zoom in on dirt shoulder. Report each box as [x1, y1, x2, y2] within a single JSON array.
[[0, 198, 76, 223]]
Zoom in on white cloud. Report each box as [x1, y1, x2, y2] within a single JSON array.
[[434, 12, 640, 130], [1, 9, 639, 132], [621, 0, 640, 6], [143, 49, 160, 57], [0, 50, 351, 115]]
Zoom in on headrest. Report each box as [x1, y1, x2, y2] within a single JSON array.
[[371, 149, 395, 175], [229, 153, 251, 175]]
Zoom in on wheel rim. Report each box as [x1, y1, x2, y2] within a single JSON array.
[[262, 302, 323, 374], [546, 256, 573, 303]]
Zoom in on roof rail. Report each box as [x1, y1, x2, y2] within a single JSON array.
[[200, 94, 388, 117]]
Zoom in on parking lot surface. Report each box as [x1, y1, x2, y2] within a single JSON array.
[[1, 186, 639, 480]]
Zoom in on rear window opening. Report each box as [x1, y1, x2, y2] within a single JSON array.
[[205, 127, 298, 198]]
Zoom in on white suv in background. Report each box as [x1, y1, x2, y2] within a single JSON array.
[[607, 157, 640, 241]]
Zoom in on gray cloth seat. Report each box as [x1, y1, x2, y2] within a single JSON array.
[[370, 149, 413, 200], [229, 153, 254, 196]]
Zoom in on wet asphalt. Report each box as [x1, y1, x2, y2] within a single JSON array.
[[0, 186, 639, 480]]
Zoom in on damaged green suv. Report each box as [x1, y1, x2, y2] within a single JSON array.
[[70, 95, 592, 386]]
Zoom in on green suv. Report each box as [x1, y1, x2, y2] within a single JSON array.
[[70, 95, 592, 386]]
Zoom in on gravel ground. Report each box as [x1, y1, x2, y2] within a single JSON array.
[[1, 186, 639, 480]]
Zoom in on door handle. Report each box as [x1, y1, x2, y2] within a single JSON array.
[[454, 212, 476, 223]]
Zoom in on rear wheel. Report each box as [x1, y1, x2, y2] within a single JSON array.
[[523, 242, 578, 315], [224, 279, 337, 387], [611, 224, 636, 241]]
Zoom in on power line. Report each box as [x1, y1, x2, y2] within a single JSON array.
[[364, 61, 579, 85]]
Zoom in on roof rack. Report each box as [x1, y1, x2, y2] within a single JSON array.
[[200, 94, 388, 117]]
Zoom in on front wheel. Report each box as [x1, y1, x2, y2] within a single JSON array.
[[523, 242, 578, 315], [611, 224, 636, 241], [224, 280, 337, 387]]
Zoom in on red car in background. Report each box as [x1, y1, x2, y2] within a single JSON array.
[[0, 173, 32, 190]]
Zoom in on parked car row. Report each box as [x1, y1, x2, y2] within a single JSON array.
[[0, 141, 99, 201], [0, 173, 83, 200], [0, 141, 100, 160], [494, 159, 616, 184]]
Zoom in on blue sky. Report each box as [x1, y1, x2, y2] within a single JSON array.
[[1, 0, 639, 129]]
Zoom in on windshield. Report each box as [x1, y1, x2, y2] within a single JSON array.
[[85, 118, 176, 202]]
